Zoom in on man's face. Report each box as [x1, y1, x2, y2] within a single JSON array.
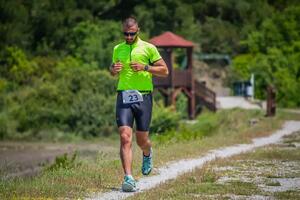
[[123, 24, 139, 44]]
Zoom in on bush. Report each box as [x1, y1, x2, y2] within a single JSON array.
[[46, 152, 79, 171], [188, 112, 219, 137], [152, 110, 248, 144], [0, 47, 38, 85], [68, 92, 116, 137], [0, 113, 8, 139], [150, 101, 181, 134], [2, 59, 118, 140]]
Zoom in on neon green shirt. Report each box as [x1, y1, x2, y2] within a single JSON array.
[[112, 37, 161, 91]]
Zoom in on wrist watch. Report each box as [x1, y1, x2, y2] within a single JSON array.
[[144, 65, 150, 71]]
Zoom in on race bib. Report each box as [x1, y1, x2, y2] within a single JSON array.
[[122, 90, 143, 104]]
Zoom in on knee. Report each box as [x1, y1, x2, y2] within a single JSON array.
[[120, 129, 132, 146], [136, 137, 149, 148]]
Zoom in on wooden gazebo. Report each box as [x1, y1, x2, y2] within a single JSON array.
[[150, 32, 216, 119], [150, 32, 196, 118]]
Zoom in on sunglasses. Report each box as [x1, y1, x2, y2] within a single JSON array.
[[123, 31, 138, 36]]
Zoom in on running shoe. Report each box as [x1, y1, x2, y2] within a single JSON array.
[[122, 175, 137, 192], [142, 148, 153, 175]]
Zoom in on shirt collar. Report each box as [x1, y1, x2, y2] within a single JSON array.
[[126, 37, 140, 47]]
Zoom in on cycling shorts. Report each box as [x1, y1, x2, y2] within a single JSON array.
[[116, 91, 152, 132]]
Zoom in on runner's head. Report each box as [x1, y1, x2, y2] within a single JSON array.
[[122, 16, 139, 44]]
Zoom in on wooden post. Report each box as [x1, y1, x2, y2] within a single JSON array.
[[187, 47, 195, 119], [188, 89, 196, 119], [266, 85, 276, 117], [171, 88, 182, 108]]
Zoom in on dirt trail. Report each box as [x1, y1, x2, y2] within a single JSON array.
[[86, 121, 300, 200]]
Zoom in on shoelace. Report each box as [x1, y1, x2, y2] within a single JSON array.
[[143, 156, 151, 167], [125, 176, 136, 186]]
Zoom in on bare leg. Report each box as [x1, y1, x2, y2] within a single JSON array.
[[136, 131, 151, 156], [119, 126, 133, 175]]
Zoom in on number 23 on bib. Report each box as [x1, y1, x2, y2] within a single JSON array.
[[122, 90, 143, 104]]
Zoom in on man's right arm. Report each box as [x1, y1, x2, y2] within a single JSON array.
[[110, 46, 119, 76], [110, 62, 123, 76], [110, 63, 117, 76]]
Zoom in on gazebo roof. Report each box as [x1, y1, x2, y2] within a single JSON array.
[[149, 31, 194, 47]]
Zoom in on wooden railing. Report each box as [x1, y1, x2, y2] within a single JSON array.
[[194, 81, 216, 112], [173, 70, 192, 87], [153, 70, 191, 88], [153, 75, 171, 87]]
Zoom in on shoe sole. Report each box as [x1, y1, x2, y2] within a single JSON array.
[[122, 182, 137, 192]]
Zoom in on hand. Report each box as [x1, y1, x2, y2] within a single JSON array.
[[111, 61, 123, 74], [130, 62, 144, 72]]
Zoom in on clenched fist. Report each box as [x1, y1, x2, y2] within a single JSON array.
[[111, 61, 123, 75]]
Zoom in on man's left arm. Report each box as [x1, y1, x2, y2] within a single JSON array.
[[146, 59, 168, 77], [130, 59, 169, 77]]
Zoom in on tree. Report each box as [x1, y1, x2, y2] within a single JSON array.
[[66, 20, 121, 69], [0, 47, 37, 85]]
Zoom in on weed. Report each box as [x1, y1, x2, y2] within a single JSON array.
[[266, 180, 281, 186], [45, 151, 79, 171], [200, 168, 219, 183]]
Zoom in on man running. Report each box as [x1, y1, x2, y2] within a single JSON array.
[[110, 16, 168, 192]]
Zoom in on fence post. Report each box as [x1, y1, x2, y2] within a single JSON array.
[[266, 85, 276, 117]]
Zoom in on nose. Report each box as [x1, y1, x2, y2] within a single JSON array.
[[125, 35, 133, 39]]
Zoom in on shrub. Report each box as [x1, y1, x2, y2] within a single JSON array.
[[46, 152, 79, 171], [2, 59, 118, 140], [0, 47, 38, 85], [0, 113, 8, 139], [150, 101, 181, 134]]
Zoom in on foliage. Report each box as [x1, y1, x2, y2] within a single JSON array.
[[66, 20, 121, 69], [153, 111, 220, 144], [153, 109, 264, 145], [0, 47, 38, 85], [175, 93, 189, 119], [0, 0, 277, 55], [1, 0, 300, 140], [2, 60, 118, 140], [46, 152, 79, 171], [233, 5, 300, 107], [0, 113, 8, 139], [150, 102, 181, 134]]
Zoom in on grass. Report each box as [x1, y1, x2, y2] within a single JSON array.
[[266, 180, 281, 186], [0, 108, 299, 199], [275, 190, 300, 200], [129, 127, 300, 200]]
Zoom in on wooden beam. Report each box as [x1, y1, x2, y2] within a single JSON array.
[[171, 87, 183, 106]]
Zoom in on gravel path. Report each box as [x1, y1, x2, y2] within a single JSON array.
[[86, 121, 300, 200], [216, 96, 261, 109]]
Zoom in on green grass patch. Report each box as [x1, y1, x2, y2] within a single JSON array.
[[1, 108, 296, 199], [129, 176, 259, 200], [254, 148, 300, 161], [152, 108, 270, 145], [0, 157, 123, 199], [265, 180, 281, 186], [274, 190, 300, 200], [233, 144, 300, 161], [129, 113, 300, 200]]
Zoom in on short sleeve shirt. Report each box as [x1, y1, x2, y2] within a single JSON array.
[[112, 38, 161, 91]]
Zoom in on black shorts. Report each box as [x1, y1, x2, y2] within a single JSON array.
[[116, 92, 153, 131]]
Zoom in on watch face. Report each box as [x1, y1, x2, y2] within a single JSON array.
[[144, 65, 149, 71]]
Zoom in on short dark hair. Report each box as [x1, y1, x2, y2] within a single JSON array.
[[122, 16, 138, 28]]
